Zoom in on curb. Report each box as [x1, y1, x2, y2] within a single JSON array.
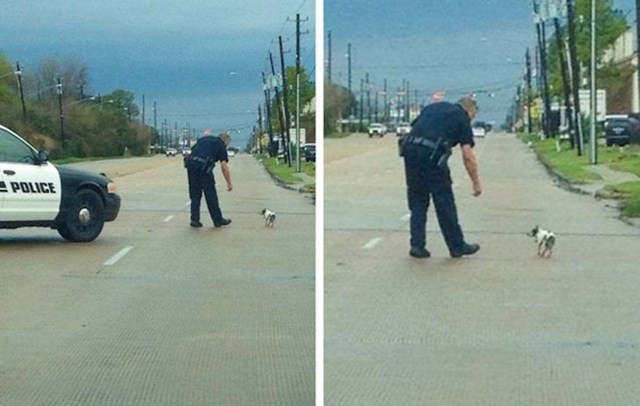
[[533, 149, 639, 228], [263, 167, 316, 203]]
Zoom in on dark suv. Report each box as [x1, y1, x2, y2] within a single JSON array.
[[605, 117, 640, 147], [303, 143, 316, 162]]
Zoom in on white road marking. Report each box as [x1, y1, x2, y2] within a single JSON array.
[[104, 246, 134, 266], [363, 237, 383, 249], [401, 213, 411, 222], [185, 201, 191, 206], [163, 215, 175, 222]]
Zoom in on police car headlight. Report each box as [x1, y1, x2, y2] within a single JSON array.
[[107, 182, 117, 194]]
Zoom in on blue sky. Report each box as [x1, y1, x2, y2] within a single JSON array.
[[325, 0, 637, 126], [1, 0, 315, 148]]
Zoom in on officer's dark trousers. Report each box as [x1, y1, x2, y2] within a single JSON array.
[[187, 163, 224, 224], [403, 147, 465, 253]]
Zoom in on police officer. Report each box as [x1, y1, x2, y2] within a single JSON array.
[[186, 130, 233, 228], [402, 96, 482, 258]]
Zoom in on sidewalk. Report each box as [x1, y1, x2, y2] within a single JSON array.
[[548, 161, 640, 227], [556, 163, 639, 197]]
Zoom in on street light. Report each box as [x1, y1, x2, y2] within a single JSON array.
[[63, 96, 96, 108]]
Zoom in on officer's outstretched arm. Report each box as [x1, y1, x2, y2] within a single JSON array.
[[461, 144, 481, 197], [220, 161, 233, 191]]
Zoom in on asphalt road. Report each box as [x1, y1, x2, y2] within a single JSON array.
[[324, 132, 640, 405], [0, 154, 315, 405]]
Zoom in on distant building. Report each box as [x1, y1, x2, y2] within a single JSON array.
[[602, 28, 638, 113]]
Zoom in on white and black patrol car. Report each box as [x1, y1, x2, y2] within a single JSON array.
[[0, 124, 121, 242]]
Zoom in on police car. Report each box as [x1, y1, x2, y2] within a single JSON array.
[[0, 124, 121, 242]]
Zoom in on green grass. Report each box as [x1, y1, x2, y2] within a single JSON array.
[[521, 134, 640, 217], [257, 154, 315, 192], [521, 135, 601, 183]]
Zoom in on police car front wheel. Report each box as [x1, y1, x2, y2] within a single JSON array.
[[57, 189, 105, 242]]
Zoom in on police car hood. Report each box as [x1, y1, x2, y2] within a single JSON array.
[[55, 164, 112, 187]]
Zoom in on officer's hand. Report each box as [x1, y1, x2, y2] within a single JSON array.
[[226, 182, 233, 191], [472, 182, 482, 197]]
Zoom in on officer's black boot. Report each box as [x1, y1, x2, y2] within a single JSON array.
[[409, 247, 431, 258], [214, 218, 232, 227], [450, 243, 480, 258]]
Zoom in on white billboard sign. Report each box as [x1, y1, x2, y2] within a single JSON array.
[[578, 89, 606, 122]]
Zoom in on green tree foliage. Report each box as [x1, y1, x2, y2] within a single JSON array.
[[0, 53, 151, 159], [546, 0, 628, 99], [573, 0, 628, 65], [324, 82, 356, 134], [0, 55, 15, 103], [269, 66, 315, 134]]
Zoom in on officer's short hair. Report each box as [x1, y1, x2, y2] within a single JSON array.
[[457, 96, 478, 112], [219, 132, 231, 144]]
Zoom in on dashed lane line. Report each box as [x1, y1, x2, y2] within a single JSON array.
[[363, 237, 383, 249], [103, 245, 135, 266], [163, 215, 175, 222]]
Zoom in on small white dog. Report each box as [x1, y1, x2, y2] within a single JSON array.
[[528, 226, 556, 258], [261, 208, 276, 227]]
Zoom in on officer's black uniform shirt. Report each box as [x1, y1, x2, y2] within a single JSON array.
[[190, 136, 228, 167], [411, 101, 474, 148]]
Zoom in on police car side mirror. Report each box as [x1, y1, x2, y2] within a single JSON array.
[[35, 150, 50, 165]]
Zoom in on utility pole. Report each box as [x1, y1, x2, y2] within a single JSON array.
[[16, 62, 27, 123], [56, 77, 64, 150], [541, 21, 552, 137], [383, 78, 388, 122], [636, 0, 640, 112], [142, 94, 145, 126], [535, 16, 551, 138], [262, 71, 275, 156], [327, 30, 332, 84], [153, 101, 157, 149], [526, 48, 533, 133], [554, 17, 574, 149], [589, 0, 597, 164], [278, 35, 291, 167], [567, 0, 584, 155], [347, 43, 352, 95], [258, 104, 263, 154], [293, 13, 309, 172], [347, 43, 353, 130], [366, 72, 371, 125], [359, 78, 364, 131], [269, 51, 287, 162], [406, 80, 411, 122]]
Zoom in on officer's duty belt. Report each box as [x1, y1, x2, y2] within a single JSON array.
[[403, 135, 451, 167], [404, 136, 440, 150], [189, 156, 208, 164]]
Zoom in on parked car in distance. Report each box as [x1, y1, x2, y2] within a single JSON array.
[[303, 143, 316, 162], [396, 122, 412, 136], [472, 122, 487, 138], [605, 116, 640, 146], [368, 123, 387, 137], [226, 147, 239, 157], [165, 148, 178, 157]]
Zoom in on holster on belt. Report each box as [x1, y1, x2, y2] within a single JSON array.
[[402, 135, 451, 167], [189, 156, 213, 173]]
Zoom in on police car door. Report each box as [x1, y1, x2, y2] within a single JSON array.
[[0, 127, 61, 222]]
